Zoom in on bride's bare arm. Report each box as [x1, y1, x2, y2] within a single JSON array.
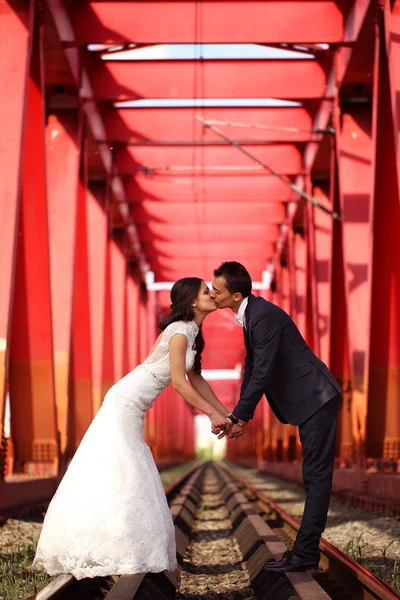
[[169, 334, 228, 430], [187, 370, 229, 417]]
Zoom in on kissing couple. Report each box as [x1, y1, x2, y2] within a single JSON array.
[[33, 261, 341, 578]]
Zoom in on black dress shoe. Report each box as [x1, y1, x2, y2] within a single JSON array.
[[265, 549, 292, 564], [264, 551, 319, 573]]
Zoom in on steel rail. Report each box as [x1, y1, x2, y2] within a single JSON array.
[[220, 462, 400, 600]]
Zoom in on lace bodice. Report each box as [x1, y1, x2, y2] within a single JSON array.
[[141, 320, 199, 387]]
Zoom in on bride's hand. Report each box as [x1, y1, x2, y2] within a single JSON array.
[[210, 411, 232, 435]]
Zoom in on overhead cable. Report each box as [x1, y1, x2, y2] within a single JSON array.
[[196, 116, 340, 221]]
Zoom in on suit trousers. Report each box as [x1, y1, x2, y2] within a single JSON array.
[[293, 394, 340, 562]]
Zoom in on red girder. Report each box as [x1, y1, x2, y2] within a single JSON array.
[[125, 175, 293, 204], [115, 144, 302, 174], [70, 1, 345, 45], [130, 201, 285, 224], [137, 223, 278, 243], [103, 107, 314, 144], [142, 242, 275, 259], [89, 59, 329, 100]]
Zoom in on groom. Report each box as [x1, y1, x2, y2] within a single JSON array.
[[210, 261, 341, 573]]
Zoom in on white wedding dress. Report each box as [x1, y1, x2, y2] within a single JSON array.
[[33, 320, 199, 580]]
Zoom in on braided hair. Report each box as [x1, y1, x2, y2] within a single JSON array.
[[159, 277, 205, 374]]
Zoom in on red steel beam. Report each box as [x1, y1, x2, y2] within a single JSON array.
[[103, 107, 315, 144], [125, 175, 293, 204], [311, 186, 333, 365], [383, 0, 400, 202], [115, 145, 302, 175], [70, 1, 345, 45], [87, 183, 108, 413], [102, 240, 115, 398], [46, 111, 81, 455], [151, 266, 265, 282], [9, 22, 58, 469], [329, 192, 352, 461], [367, 17, 400, 460], [125, 274, 140, 372], [294, 232, 307, 338], [46, 0, 148, 280], [303, 0, 371, 172], [68, 161, 93, 458], [143, 245, 276, 260], [130, 201, 285, 225], [89, 59, 329, 100], [137, 223, 278, 243], [0, 0, 32, 459], [335, 102, 376, 459], [110, 241, 126, 382]]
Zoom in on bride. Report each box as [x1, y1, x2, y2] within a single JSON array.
[[33, 277, 230, 579]]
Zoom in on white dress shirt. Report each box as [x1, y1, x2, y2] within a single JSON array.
[[235, 297, 249, 329]]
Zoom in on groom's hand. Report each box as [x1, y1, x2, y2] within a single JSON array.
[[217, 419, 246, 440], [212, 418, 232, 437], [226, 420, 247, 440]]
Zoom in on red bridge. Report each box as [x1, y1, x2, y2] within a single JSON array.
[[1, 0, 400, 511]]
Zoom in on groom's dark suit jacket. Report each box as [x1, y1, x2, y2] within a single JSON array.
[[233, 294, 341, 425]]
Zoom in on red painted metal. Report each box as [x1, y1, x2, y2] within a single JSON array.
[[116, 144, 302, 175], [46, 111, 81, 454], [138, 223, 278, 243], [90, 59, 329, 101], [46, 0, 148, 281], [294, 233, 307, 339], [9, 22, 58, 470], [104, 107, 315, 144], [131, 201, 285, 225], [125, 174, 292, 205], [367, 19, 400, 460], [0, 0, 32, 461], [110, 241, 127, 382], [335, 104, 376, 460], [310, 186, 333, 365], [69, 162, 93, 458], [87, 183, 108, 413], [125, 274, 140, 372], [71, 1, 344, 45], [384, 0, 400, 187], [2, 0, 400, 499], [102, 240, 115, 398]]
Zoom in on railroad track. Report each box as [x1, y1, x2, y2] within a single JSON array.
[[28, 461, 400, 600]]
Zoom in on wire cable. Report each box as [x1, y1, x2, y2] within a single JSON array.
[[197, 116, 340, 220]]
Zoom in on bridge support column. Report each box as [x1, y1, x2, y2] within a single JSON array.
[[102, 236, 115, 400], [87, 183, 108, 414], [46, 111, 81, 457], [335, 98, 376, 464], [330, 179, 352, 461], [125, 271, 140, 372], [294, 231, 307, 338], [9, 21, 58, 473], [68, 154, 93, 458], [311, 185, 333, 366], [367, 17, 400, 460], [110, 240, 126, 384], [0, 0, 32, 477]]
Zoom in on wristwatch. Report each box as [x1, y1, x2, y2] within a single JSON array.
[[227, 412, 239, 425]]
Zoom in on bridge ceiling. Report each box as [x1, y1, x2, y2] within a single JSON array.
[[43, 0, 370, 370]]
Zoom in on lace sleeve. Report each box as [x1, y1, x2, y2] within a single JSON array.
[[162, 321, 192, 347]]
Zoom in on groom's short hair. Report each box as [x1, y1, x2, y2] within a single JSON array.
[[214, 262, 252, 297]]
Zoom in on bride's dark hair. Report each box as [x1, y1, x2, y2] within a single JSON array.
[[159, 277, 205, 374]]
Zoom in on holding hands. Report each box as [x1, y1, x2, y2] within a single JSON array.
[[209, 410, 247, 440]]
